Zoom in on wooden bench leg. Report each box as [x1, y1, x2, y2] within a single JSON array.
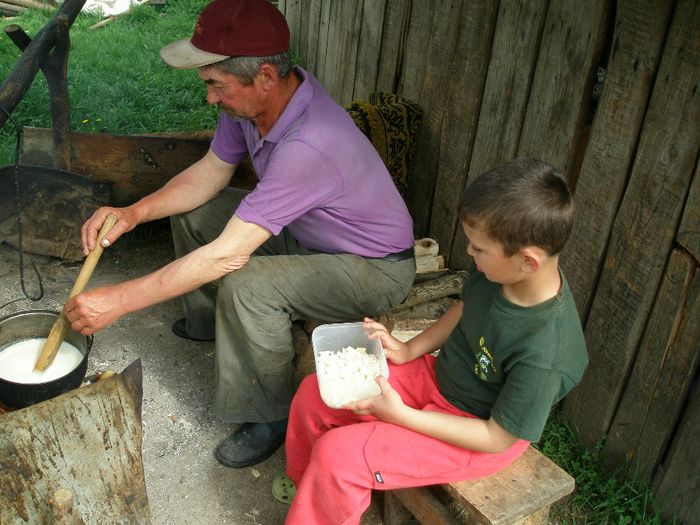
[[383, 491, 414, 525], [384, 488, 461, 525]]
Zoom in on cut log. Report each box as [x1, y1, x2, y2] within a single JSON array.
[[0, 360, 150, 524], [414, 238, 439, 257], [387, 271, 468, 313], [386, 297, 459, 321], [388, 318, 435, 342], [415, 254, 445, 274], [0, 2, 24, 13], [3, 0, 53, 10]]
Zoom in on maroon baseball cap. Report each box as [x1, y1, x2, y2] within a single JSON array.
[[160, 0, 290, 69]]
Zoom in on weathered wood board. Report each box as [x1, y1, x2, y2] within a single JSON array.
[[444, 447, 574, 525], [316, 0, 362, 104], [0, 360, 150, 524], [449, 0, 548, 270], [375, 0, 411, 94], [562, 0, 700, 447], [19, 127, 257, 206], [427, 1, 498, 267], [652, 373, 700, 524], [399, 0, 472, 238], [516, 0, 608, 182], [352, 0, 386, 101], [602, 249, 699, 481], [677, 161, 699, 261], [561, 0, 674, 320]]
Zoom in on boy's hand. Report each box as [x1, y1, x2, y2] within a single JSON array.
[[363, 317, 413, 364], [344, 376, 408, 423]]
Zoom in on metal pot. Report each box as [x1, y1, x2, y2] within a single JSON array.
[[0, 310, 92, 409]]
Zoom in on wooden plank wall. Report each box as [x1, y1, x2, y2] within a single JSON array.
[[277, 1, 700, 522]]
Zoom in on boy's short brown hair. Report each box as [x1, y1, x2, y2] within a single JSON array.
[[459, 158, 573, 256]]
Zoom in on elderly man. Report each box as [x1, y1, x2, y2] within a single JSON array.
[[65, 0, 415, 468]]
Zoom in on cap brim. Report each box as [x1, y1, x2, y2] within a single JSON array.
[[160, 38, 230, 69]]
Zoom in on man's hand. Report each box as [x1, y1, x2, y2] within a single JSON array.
[[344, 376, 409, 423], [64, 285, 128, 335], [82, 207, 138, 255]]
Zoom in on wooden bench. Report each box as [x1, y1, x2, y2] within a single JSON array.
[[383, 446, 574, 525]]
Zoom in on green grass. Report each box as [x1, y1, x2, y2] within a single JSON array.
[[0, 3, 673, 524], [536, 410, 670, 524], [0, 0, 216, 165]]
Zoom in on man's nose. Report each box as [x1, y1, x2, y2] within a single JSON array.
[[206, 86, 220, 104]]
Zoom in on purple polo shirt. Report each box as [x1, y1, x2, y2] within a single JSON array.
[[210, 67, 414, 258]]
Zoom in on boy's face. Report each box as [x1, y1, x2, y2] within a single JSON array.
[[463, 222, 523, 285]]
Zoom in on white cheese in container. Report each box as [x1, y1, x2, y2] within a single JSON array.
[[312, 322, 389, 409]]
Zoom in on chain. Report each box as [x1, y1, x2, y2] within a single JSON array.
[[0, 103, 44, 311]]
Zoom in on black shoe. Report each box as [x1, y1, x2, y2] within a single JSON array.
[[171, 318, 214, 342], [215, 421, 287, 468]]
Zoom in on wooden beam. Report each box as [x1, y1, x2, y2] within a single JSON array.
[[19, 127, 258, 206], [0, 360, 150, 524]]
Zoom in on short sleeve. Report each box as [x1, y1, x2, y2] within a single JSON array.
[[490, 365, 561, 442], [210, 113, 249, 165]]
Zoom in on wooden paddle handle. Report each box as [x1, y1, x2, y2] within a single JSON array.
[[34, 214, 119, 373]]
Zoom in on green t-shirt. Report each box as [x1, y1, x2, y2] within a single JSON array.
[[435, 271, 588, 442]]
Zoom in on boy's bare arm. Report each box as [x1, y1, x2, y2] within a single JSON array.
[[346, 376, 519, 453], [364, 302, 463, 363], [81, 149, 236, 253], [405, 301, 463, 358], [395, 405, 518, 453], [65, 215, 271, 334]]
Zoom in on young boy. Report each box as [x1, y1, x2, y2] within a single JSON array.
[[275, 158, 588, 524]]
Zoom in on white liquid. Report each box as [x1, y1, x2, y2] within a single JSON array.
[[0, 338, 84, 384]]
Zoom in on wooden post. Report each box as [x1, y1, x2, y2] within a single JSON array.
[[0, 0, 85, 168]]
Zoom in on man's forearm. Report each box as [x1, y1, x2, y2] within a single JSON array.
[[130, 150, 236, 224], [115, 242, 246, 314]]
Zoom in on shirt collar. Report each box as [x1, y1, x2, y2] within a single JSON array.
[[261, 66, 312, 145]]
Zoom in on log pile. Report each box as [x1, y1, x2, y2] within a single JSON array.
[[0, 0, 53, 16], [414, 238, 446, 274]]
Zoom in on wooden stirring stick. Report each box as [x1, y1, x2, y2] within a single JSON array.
[[34, 214, 119, 373]]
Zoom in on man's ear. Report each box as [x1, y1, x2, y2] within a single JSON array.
[[256, 64, 277, 89], [519, 247, 544, 274]]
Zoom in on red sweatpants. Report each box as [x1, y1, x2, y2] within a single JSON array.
[[284, 355, 529, 525]]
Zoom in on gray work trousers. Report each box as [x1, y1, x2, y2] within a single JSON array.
[[170, 188, 415, 423]]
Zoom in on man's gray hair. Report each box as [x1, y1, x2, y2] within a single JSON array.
[[213, 52, 292, 85]]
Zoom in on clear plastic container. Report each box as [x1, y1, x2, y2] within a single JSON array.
[[311, 322, 389, 408]]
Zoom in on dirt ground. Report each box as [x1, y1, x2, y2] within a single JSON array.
[[0, 223, 384, 525]]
